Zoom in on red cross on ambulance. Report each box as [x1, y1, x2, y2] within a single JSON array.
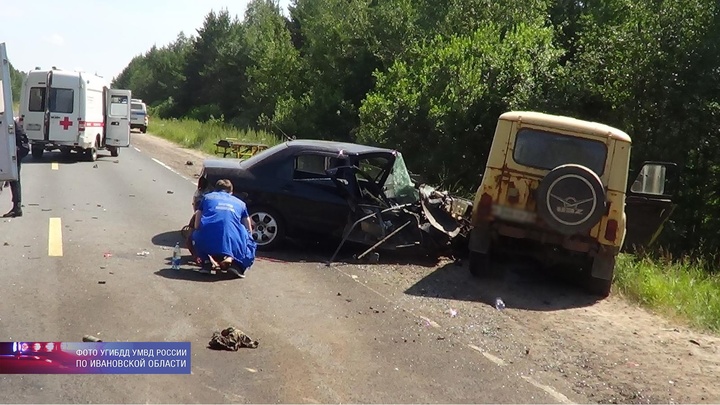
[[59, 117, 73, 130]]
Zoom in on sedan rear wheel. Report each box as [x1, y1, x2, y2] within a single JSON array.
[[249, 207, 284, 251]]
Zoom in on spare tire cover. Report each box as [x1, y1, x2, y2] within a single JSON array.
[[535, 164, 606, 235]]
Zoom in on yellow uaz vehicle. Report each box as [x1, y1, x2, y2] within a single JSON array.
[[468, 111, 676, 297]]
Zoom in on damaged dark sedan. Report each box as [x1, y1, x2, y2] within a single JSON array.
[[190, 140, 473, 259]]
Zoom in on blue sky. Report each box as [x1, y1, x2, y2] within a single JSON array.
[[1, 0, 291, 82]]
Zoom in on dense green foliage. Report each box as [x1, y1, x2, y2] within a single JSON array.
[[8, 62, 26, 109], [113, 0, 720, 263]]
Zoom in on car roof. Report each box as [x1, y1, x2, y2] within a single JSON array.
[[499, 111, 632, 143], [282, 139, 396, 156]]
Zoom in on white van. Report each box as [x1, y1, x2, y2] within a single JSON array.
[[0, 42, 19, 181], [18, 67, 132, 161], [130, 99, 148, 133]]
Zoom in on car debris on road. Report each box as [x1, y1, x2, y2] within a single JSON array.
[[208, 327, 259, 351]]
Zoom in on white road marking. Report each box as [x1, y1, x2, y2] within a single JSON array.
[[468, 344, 507, 366], [48, 218, 63, 257], [418, 316, 440, 328], [521, 375, 574, 404], [133, 147, 141, 152], [151, 158, 191, 182]]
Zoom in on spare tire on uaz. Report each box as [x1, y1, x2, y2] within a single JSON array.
[[535, 164, 606, 236]]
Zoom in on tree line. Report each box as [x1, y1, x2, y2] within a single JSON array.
[[112, 0, 718, 263], [8, 62, 26, 107]]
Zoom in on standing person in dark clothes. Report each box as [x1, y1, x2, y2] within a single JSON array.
[[4, 119, 29, 218]]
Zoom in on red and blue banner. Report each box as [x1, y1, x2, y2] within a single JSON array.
[[0, 342, 191, 374]]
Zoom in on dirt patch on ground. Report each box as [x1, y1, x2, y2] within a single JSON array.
[[341, 256, 720, 404], [135, 131, 720, 404]]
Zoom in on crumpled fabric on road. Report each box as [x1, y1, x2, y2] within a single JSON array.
[[208, 327, 259, 351]]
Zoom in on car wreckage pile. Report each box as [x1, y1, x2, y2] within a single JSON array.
[[328, 181, 474, 263], [190, 140, 474, 264]]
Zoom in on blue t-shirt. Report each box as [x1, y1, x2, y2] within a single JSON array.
[[193, 191, 256, 268]]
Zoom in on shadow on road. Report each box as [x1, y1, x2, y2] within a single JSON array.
[[150, 229, 445, 267], [404, 256, 602, 312], [154, 267, 243, 283], [152, 230, 185, 248], [20, 151, 117, 165], [260, 238, 444, 268]]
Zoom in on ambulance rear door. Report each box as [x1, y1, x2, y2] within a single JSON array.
[[105, 89, 131, 147], [46, 71, 80, 143], [0, 42, 18, 182]]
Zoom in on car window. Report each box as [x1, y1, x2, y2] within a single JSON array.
[[293, 154, 345, 180], [49, 88, 74, 113], [513, 128, 607, 176], [357, 156, 390, 183], [29, 87, 46, 112]]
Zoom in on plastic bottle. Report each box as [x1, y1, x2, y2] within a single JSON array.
[[494, 297, 506, 310], [172, 242, 181, 270]]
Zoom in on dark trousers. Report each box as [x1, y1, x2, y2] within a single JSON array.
[[9, 160, 21, 205]]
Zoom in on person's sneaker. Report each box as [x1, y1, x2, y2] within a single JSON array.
[[228, 265, 245, 278], [199, 261, 212, 274]]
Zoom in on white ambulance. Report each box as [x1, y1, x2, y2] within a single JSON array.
[[18, 67, 132, 161], [0, 42, 20, 181]]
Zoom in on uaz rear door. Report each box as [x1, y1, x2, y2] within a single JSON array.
[[623, 161, 678, 251]]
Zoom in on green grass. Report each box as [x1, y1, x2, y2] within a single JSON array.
[[614, 253, 720, 332], [147, 117, 283, 156]]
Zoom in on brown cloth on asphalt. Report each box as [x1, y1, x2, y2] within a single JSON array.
[[208, 327, 259, 351]]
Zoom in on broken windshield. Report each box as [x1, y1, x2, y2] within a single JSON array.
[[383, 153, 419, 204]]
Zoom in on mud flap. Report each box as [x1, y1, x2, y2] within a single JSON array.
[[591, 252, 616, 280]]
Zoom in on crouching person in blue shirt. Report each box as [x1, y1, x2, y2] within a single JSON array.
[[192, 179, 256, 278]]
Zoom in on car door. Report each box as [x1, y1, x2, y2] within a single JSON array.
[[623, 161, 678, 251], [275, 152, 351, 236], [0, 42, 18, 182]]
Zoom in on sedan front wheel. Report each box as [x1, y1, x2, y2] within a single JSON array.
[[249, 207, 285, 251]]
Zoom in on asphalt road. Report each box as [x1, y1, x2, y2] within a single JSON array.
[[0, 140, 583, 403]]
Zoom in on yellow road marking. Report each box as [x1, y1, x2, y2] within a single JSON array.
[[51, 162, 59, 170], [48, 218, 63, 256]]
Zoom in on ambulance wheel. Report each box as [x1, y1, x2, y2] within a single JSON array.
[[86, 147, 97, 162], [31, 146, 44, 160], [86, 137, 100, 161], [110, 147, 119, 157], [141, 126, 147, 134]]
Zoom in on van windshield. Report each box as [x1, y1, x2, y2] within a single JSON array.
[[513, 128, 608, 176], [131, 103, 143, 110]]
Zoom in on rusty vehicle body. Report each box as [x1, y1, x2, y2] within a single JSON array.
[[468, 111, 677, 297], [188, 140, 473, 261]]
